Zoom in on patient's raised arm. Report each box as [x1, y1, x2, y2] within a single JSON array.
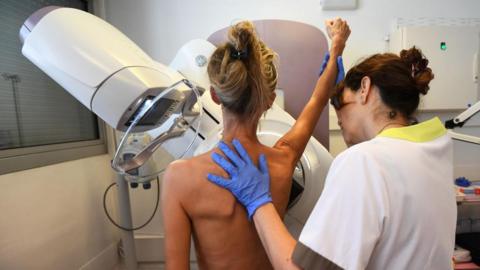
[[275, 18, 350, 162]]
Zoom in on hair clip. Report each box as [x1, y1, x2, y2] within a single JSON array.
[[411, 64, 417, 77]]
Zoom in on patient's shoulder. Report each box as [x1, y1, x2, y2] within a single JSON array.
[[163, 153, 212, 188], [163, 160, 187, 192], [164, 159, 189, 179], [162, 158, 200, 205]]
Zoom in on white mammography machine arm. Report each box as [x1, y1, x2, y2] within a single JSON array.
[[20, 6, 207, 178], [20, 7, 194, 132]]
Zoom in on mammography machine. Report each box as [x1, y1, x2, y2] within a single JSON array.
[[20, 6, 333, 268]]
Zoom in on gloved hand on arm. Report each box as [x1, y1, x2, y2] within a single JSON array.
[[207, 139, 272, 220], [319, 52, 345, 85]]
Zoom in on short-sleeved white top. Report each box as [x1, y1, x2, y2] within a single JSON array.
[[295, 117, 457, 270]]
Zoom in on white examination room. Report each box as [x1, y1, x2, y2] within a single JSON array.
[[1, 0, 480, 269]]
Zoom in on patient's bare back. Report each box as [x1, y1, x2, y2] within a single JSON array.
[[168, 143, 295, 269]]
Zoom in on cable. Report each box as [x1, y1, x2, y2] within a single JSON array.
[[103, 177, 160, 231]]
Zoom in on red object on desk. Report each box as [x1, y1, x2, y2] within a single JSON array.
[[455, 262, 480, 270]]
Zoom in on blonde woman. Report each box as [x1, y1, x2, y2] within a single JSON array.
[[161, 19, 350, 269]]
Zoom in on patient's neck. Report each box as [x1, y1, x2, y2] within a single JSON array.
[[221, 111, 260, 145]]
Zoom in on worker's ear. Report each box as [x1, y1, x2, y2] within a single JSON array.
[[359, 76, 372, 104], [210, 87, 221, 105]]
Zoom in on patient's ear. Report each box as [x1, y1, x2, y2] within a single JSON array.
[[210, 87, 221, 105], [268, 91, 276, 109]]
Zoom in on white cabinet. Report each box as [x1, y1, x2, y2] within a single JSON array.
[[389, 26, 480, 110]]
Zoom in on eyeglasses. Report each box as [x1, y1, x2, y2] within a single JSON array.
[[330, 86, 355, 110], [330, 90, 343, 110]]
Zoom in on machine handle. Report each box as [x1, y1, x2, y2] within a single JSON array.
[[117, 116, 189, 173]]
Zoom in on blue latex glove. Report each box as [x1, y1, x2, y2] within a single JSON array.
[[319, 52, 345, 85], [207, 139, 272, 220]]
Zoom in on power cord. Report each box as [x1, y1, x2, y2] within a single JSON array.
[[103, 177, 160, 231]]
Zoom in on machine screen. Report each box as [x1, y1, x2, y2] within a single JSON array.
[[127, 96, 178, 126]]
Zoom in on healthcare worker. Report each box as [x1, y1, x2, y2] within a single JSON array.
[[208, 47, 457, 269]]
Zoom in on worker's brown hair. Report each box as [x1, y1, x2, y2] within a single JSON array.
[[339, 46, 434, 118]]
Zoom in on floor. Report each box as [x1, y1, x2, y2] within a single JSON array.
[[115, 262, 199, 270]]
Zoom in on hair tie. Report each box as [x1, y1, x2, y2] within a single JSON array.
[[230, 47, 248, 60]]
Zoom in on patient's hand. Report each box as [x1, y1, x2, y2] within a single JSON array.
[[325, 18, 350, 54]]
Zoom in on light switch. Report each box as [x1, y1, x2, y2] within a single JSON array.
[[320, 0, 357, 10]]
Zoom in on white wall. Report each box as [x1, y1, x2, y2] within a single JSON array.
[[104, 0, 480, 180], [104, 0, 480, 64], [0, 155, 119, 270]]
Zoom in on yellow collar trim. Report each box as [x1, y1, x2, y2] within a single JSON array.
[[377, 117, 446, 143]]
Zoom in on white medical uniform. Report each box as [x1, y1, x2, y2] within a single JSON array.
[[292, 117, 457, 270]]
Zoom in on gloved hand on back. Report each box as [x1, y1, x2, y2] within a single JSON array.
[[207, 139, 272, 220]]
